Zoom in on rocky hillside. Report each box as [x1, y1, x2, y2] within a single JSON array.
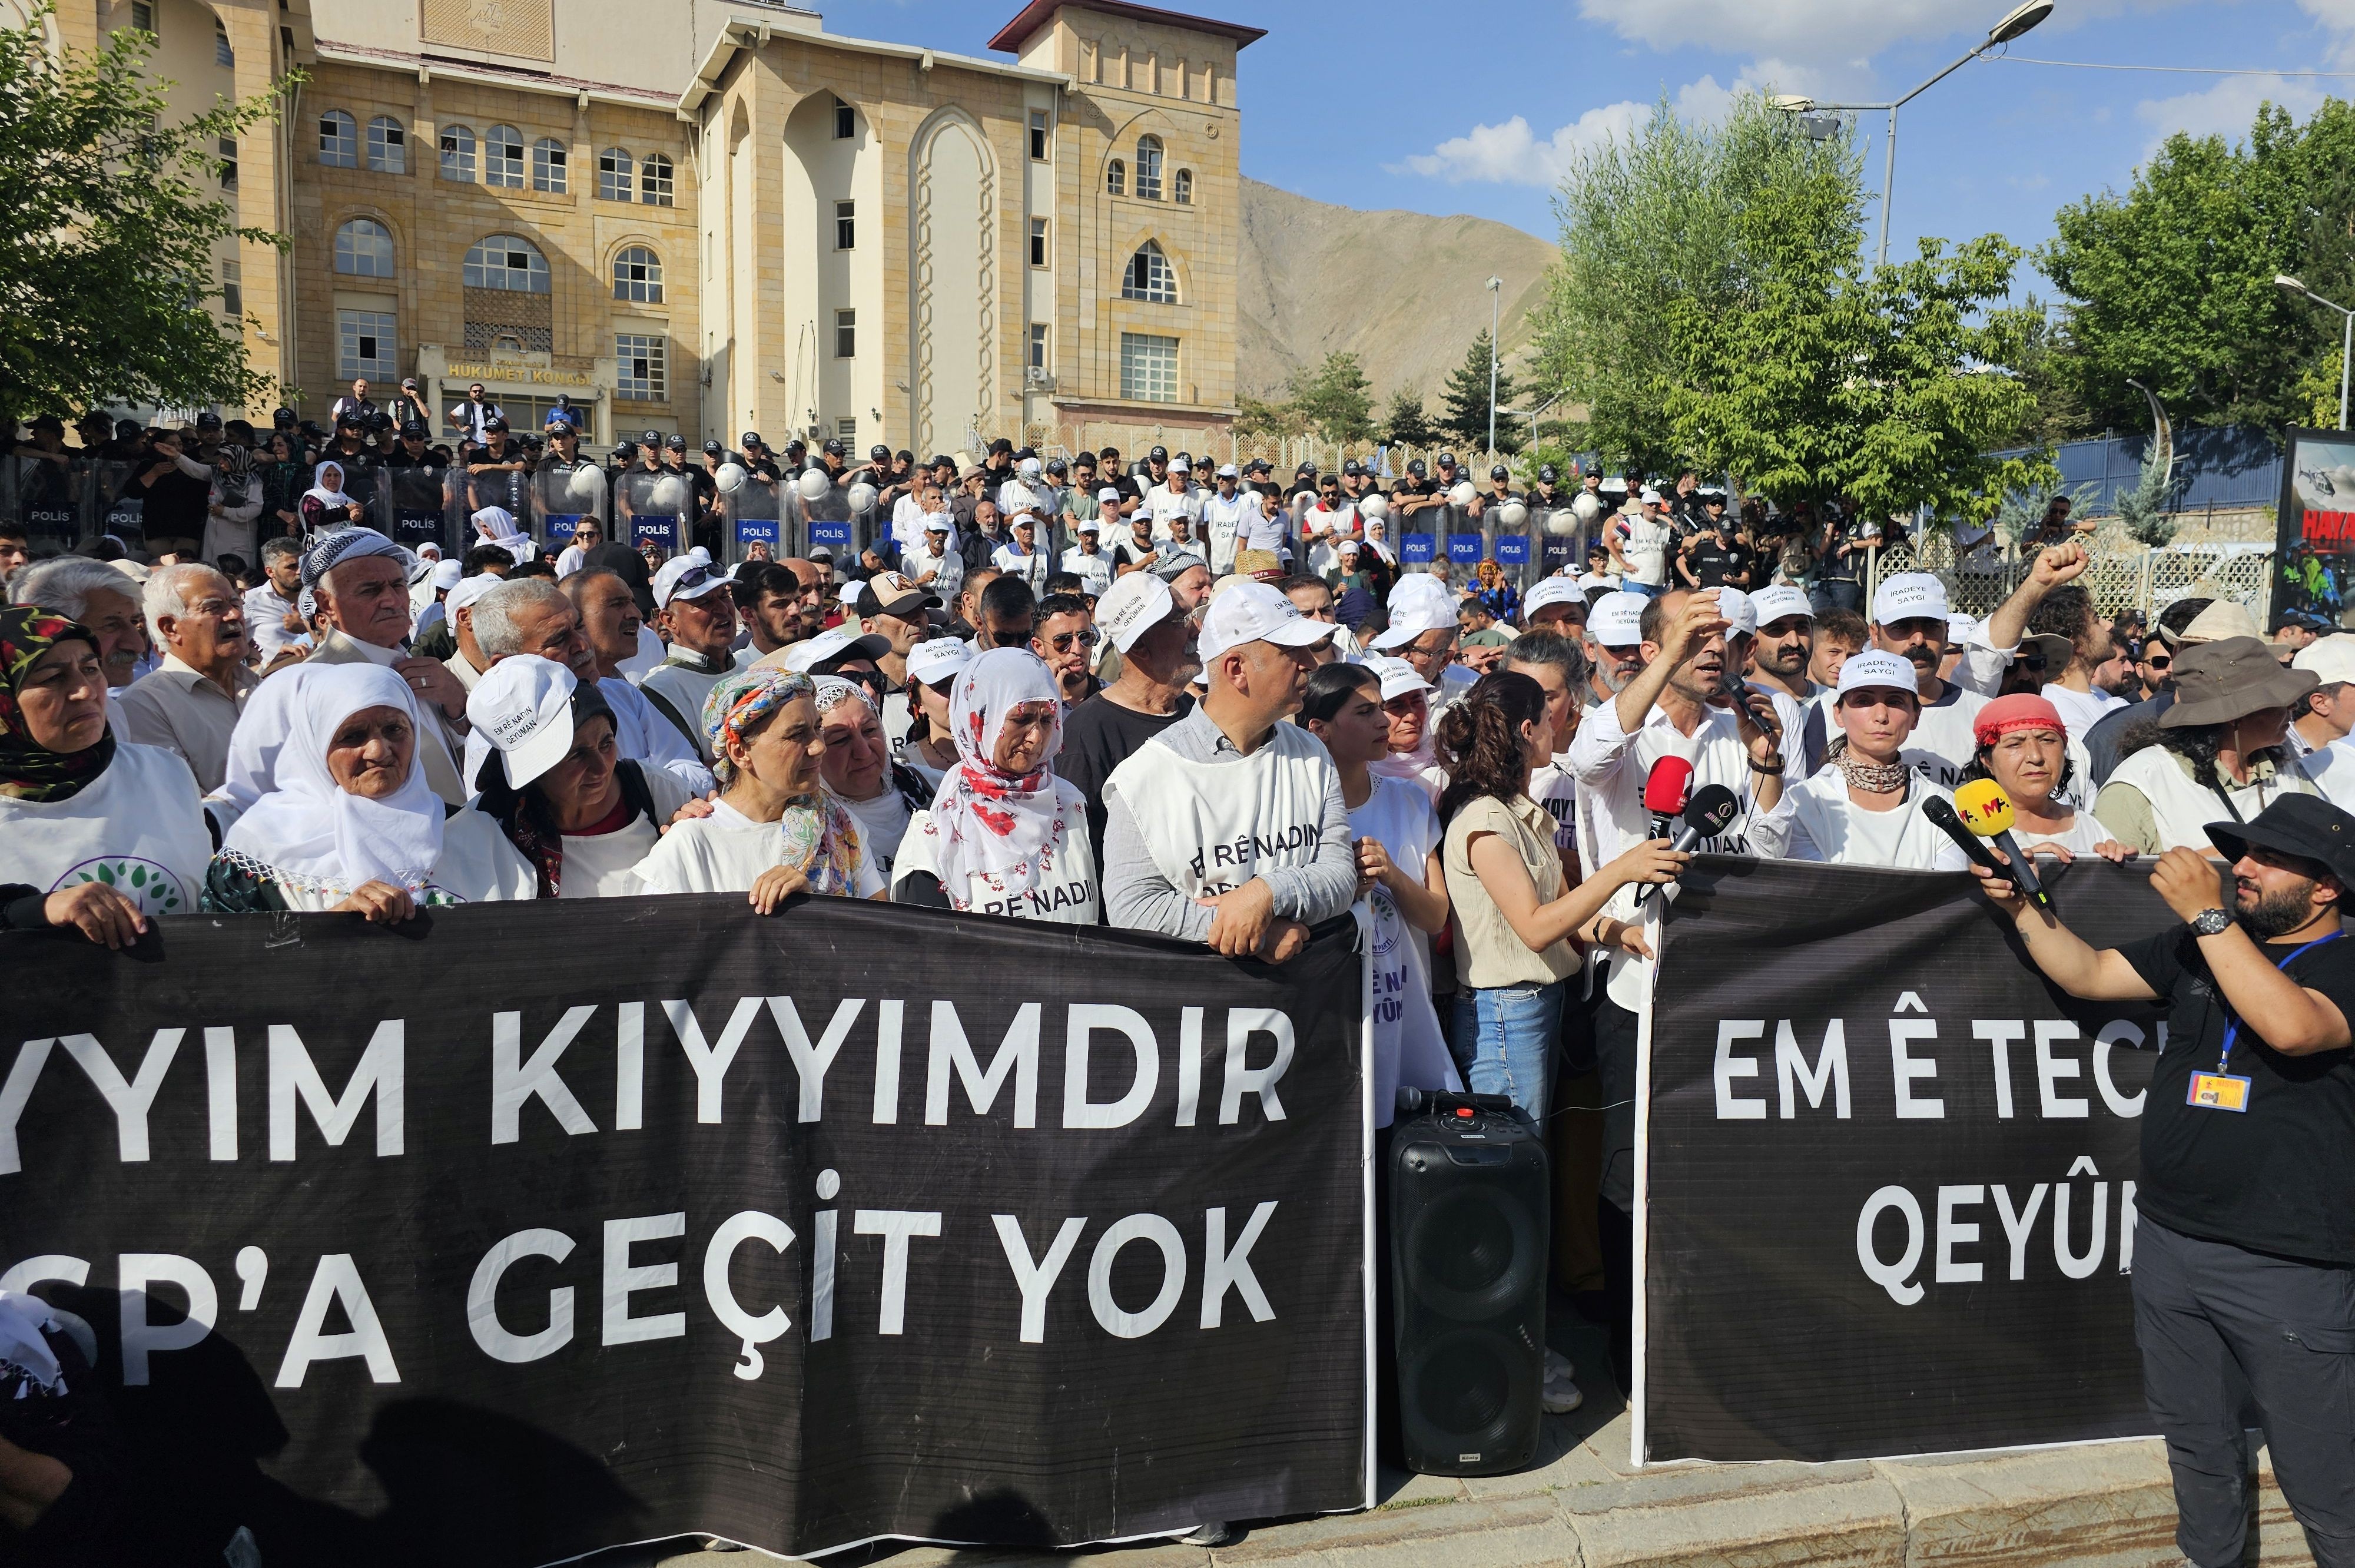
[[1236, 176, 1558, 407]]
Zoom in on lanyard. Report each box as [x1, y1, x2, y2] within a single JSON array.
[[2215, 930, 2346, 1071]]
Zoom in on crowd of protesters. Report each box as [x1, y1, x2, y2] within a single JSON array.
[[9, 401, 2355, 1564]]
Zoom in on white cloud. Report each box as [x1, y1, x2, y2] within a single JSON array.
[[1579, 0, 1958, 82], [2135, 72, 2329, 155], [1394, 77, 1735, 187]]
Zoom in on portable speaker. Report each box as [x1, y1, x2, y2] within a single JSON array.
[[1389, 1092, 1550, 1476]]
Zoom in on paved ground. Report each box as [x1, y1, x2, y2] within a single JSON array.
[[611, 1306, 2316, 1567]]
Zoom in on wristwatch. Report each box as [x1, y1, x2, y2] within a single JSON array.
[[2191, 908, 2233, 936]]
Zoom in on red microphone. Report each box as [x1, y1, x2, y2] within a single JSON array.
[[1641, 755, 1693, 844]]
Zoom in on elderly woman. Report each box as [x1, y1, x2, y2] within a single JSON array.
[[814, 676, 932, 876], [0, 608, 210, 943], [298, 459, 366, 534], [464, 655, 697, 899], [1965, 692, 2132, 861], [632, 667, 883, 907], [471, 505, 538, 565], [205, 664, 533, 917], [891, 647, 1096, 921], [1366, 654, 1441, 805], [2096, 636, 2320, 856]]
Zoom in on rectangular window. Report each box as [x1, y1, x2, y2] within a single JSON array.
[[218, 134, 237, 191], [834, 309, 856, 359], [616, 333, 666, 400], [835, 200, 855, 251], [832, 98, 855, 140], [1029, 109, 1050, 161], [1119, 331, 1178, 403], [130, 0, 153, 32], [214, 17, 233, 66], [598, 148, 632, 201], [221, 258, 242, 318], [837, 417, 857, 442], [338, 309, 396, 380], [1029, 217, 1048, 268], [532, 140, 566, 194], [1028, 323, 1048, 370]]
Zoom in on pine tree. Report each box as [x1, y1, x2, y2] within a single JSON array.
[[1439, 331, 1517, 452], [1382, 391, 1438, 448], [1288, 352, 1375, 443]]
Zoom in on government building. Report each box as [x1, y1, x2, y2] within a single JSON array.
[[26, 0, 1259, 455]]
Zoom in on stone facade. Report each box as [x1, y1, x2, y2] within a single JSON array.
[[42, 0, 1258, 452]]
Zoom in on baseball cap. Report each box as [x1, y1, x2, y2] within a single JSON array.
[[1836, 649, 1920, 700], [1151, 550, 1209, 584], [854, 570, 939, 619], [1170, 456, 1190, 473], [1216, 463, 1239, 479], [1750, 584, 1812, 628], [465, 655, 587, 791], [1491, 464, 1510, 480], [400, 420, 427, 437], [640, 429, 661, 445], [870, 445, 891, 462], [1097, 486, 1123, 506], [741, 430, 765, 448], [1149, 445, 1169, 462], [906, 637, 974, 688], [1637, 486, 1664, 505], [1871, 572, 1951, 626], [1437, 451, 1458, 466], [427, 559, 466, 592], [2294, 635, 2355, 687], [1020, 456, 1043, 478], [1341, 459, 1362, 476], [702, 439, 725, 456], [1365, 655, 1433, 702], [1198, 580, 1335, 664], [1096, 569, 1179, 653], [1370, 601, 1456, 651], [652, 555, 730, 609], [1010, 512, 1039, 530], [1076, 518, 1102, 534], [1588, 590, 1647, 648], [1046, 457, 1067, 475], [445, 573, 504, 619], [778, 626, 892, 674], [1538, 465, 1558, 483], [664, 435, 686, 451], [485, 416, 509, 433], [1523, 578, 1586, 619], [923, 514, 951, 533], [1406, 459, 1427, 478], [1715, 586, 1756, 638], [823, 437, 846, 457]]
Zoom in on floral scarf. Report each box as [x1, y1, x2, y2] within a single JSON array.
[[922, 647, 1076, 912], [0, 608, 114, 803], [702, 667, 865, 895]]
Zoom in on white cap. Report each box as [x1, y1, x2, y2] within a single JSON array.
[[1198, 579, 1336, 664], [1364, 655, 1431, 702], [1170, 456, 1190, 473], [923, 513, 951, 532], [1387, 571, 1455, 615], [2294, 635, 2355, 686], [905, 637, 974, 688], [1750, 584, 1812, 628], [778, 626, 891, 674], [1523, 577, 1585, 618], [446, 574, 503, 618], [464, 654, 581, 790], [1094, 569, 1178, 652], [1010, 511, 1039, 530], [1076, 517, 1102, 534], [1020, 456, 1043, 479], [1587, 590, 1647, 647], [1945, 612, 1983, 651], [1714, 587, 1756, 637], [1638, 487, 1664, 505], [1871, 571, 1950, 626], [1369, 601, 1456, 651], [652, 553, 730, 608], [1216, 463, 1239, 478], [1097, 486, 1123, 506], [429, 559, 465, 592], [1835, 649, 1919, 700], [1336, 538, 1362, 556]]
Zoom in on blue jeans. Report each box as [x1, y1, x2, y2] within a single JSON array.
[[1810, 578, 1862, 616], [1620, 579, 1666, 600], [1452, 982, 1565, 1123]]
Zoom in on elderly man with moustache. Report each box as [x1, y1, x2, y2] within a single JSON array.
[[10, 559, 150, 697], [117, 563, 260, 792]]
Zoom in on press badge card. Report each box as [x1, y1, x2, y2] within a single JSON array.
[[2188, 1071, 2251, 1112]]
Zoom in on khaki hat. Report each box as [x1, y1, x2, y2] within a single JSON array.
[[2176, 600, 2261, 645], [2160, 637, 2318, 729]]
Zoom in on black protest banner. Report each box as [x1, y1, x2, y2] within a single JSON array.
[[1640, 857, 2168, 1464], [0, 898, 1371, 1562]]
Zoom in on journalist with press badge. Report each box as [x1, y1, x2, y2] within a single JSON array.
[[1973, 792, 2355, 1568]]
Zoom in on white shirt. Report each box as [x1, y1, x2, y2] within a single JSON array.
[[991, 542, 1051, 592], [1240, 508, 1288, 553], [1145, 482, 1202, 541], [906, 538, 963, 600], [2039, 682, 2128, 743], [1349, 775, 1457, 1126], [1202, 490, 1253, 575], [261, 808, 537, 909], [1616, 513, 1673, 586], [1750, 771, 1972, 871], [0, 743, 211, 916], [891, 493, 934, 557], [640, 655, 736, 763], [2306, 738, 2355, 810], [633, 799, 884, 897], [1060, 545, 1114, 597], [832, 784, 913, 873], [555, 765, 696, 898], [996, 478, 1057, 523], [555, 545, 590, 581], [243, 583, 302, 660]]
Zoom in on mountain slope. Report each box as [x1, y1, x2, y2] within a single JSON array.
[[1236, 176, 1558, 409]]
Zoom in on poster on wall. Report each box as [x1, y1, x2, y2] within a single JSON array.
[[2274, 427, 2355, 628]]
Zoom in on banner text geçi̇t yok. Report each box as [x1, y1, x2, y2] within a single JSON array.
[[0, 898, 1372, 1562]]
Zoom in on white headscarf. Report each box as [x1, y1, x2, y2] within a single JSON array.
[[919, 648, 1083, 911], [222, 663, 445, 894], [302, 459, 353, 512], [472, 506, 536, 562]]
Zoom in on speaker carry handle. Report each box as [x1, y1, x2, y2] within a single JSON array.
[[1395, 1086, 1524, 1123]]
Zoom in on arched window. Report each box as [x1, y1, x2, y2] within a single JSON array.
[[333, 218, 394, 277], [598, 147, 633, 202], [532, 137, 567, 194], [1173, 167, 1192, 205], [1135, 135, 1163, 200], [318, 110, 356, 167], [612, 246, 663, 304], [1122, 241, 1177, 303], [366, 115, 406, 174], [483, 125, 525, 188], [439, 123, 476, 182], [641, 153, 675, 207], [1106, 158, 1125, 195], [464, 234, 550, 293]]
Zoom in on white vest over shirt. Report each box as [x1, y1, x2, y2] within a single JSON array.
[[2103, 744, 2318, 854], [1107, 721, 1334, 900]]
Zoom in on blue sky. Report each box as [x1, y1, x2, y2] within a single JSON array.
[[827, 0, 2351, 291]]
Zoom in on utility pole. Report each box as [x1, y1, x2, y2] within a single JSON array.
[[1485, 275, 1501, 455]]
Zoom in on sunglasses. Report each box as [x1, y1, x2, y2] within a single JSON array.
[[1045, 628, 1102, 652], [2016, 656, 2046, 671], [2145, 655, 2172, 670]]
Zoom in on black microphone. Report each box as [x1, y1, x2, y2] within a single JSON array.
[[1921, 795, 2005, 874], [1637, 784, 1740, 904]]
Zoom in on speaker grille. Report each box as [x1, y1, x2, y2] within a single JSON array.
[[1407, 1184, 1542, 1321], [1401, 1326, 1530, 1456]]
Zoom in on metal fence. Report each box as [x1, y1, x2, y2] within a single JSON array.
[[1866, 530, 2277, 624]]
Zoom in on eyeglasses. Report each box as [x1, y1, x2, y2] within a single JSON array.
[[1045, 628, 1101, 652]]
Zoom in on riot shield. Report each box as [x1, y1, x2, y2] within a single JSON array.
[[465, 460, 533, 535], [616, 468, 691, 556], [9, 455, 88, 550], [795, 473, 860, 565], [92, 461, 145, 545], [724, 474, 784, 566], [384, 466, 457, 553], [533, 460, 609, 553]]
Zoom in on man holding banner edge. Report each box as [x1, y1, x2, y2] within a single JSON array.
[[1972, 795, 2355, 1568]]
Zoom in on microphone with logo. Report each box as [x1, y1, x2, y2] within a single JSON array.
[[1643, 755, 1694, 843], [1636, 783, 1740, 905], [1921, 795, 2004, 875], [1952, 778, 2051, 910]]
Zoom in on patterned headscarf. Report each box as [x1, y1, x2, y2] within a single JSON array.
[[701, 667, 865, 896], [920, 647, 1079, 913], [0, 608, 114, 802]]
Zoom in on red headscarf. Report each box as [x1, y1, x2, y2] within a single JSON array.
[[1972, 692, 2066, 748]]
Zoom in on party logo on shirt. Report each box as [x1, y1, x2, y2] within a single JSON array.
[[51, 857, 187, 915]]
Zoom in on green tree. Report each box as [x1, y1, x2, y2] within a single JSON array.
[[1233, 392, 1306, 440], [1439, 330, 1518, 452], [1288, 351, 1375, 443], [0, 4, 295, 423], [1382, 390, 1438, 448]]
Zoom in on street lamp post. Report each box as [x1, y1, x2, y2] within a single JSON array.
[[1774, 0, 2052, 269], [2278, 274, 2354, 431], [1485, 275, 1502, 456]]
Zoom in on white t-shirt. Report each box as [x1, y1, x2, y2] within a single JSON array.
[[1145, 483, 1201, 541], [991, 543, 1052, 592], [632, 799, 884, 897], [555, 545, 590, 580], [1616, 514, 1673, 586], [0, 743, 211, 917], [2039, 682, 2128, 743], [1061, 546, 1115, 597], [2014, 811, 2118, 856], [1751, 771, 1972, 871], [1202, 491, 1253, 574], [832, 785, 913, 873], [2305, 740, 2355, 811], [1349, 776, 1457, 1126], [553, 765, 696, 899], [243, 584, 302, 661], [907, 541, 963, 600]]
